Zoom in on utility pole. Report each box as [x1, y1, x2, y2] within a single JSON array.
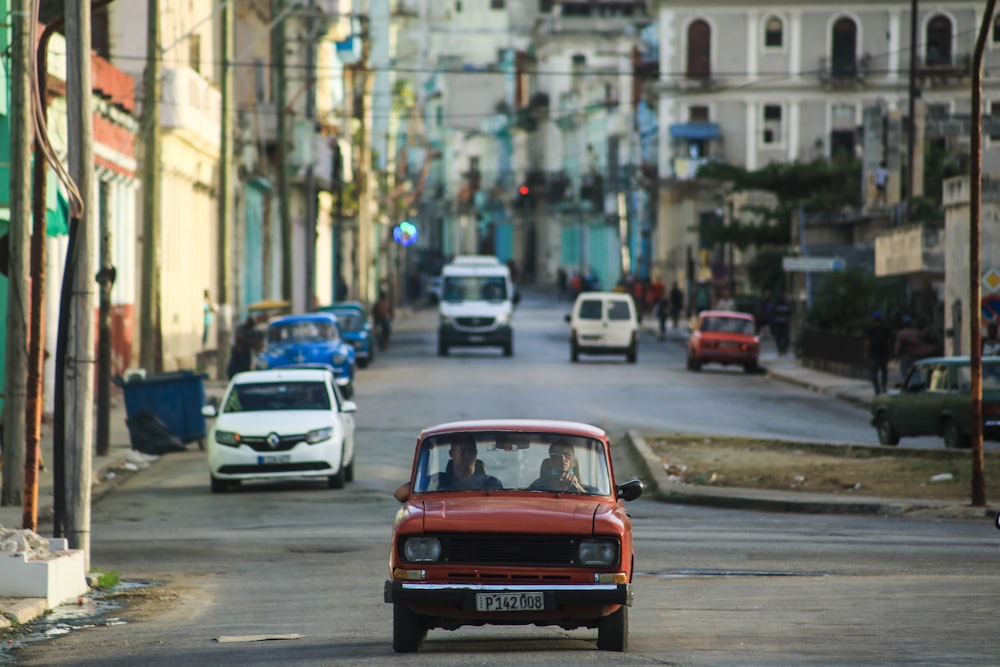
[[2, 0, 32, 509], [274, 0, 293, 304], [304, 0, 318, 310], [216, 0, 234, 380], [65, 0, 96, 567], [906, 0, 918, 218], [140, 0, 161, 372], [357, 17, 373, 304], [96, 183, 113, 457], [968, 0, 996, 508]]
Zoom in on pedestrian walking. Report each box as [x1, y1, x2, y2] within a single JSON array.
[[769, 295, 792, 355], [202, 289, 218, 349], [984, 321, 1000, 356], [864, 310, 892, 395], [895, 316, 934, 380], [227, 313, 265, 379], [668, 282, 684, 333]]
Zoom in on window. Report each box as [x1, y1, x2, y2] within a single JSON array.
[[994, 16, 1000, 43], [831, 17, 857, 78], [689, 105, 709, 122], [491, 0, 505, 9], [764, 17, 783, 48], [762, 105, 782, 145], [539, 0, 553, 12], [254, 58, 266, 102], [991, 101, 1000, 142], [926, 15, 953, 67], [188, 34, 201, 74], [686, 20, 711, 78]]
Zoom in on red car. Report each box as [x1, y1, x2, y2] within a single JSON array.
[[385, 419, 643, 653], [687, 310, 760, 373]]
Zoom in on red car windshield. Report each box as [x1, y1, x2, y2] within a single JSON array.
[[701, 316, 754, 335], [411, 431, 612, 496]]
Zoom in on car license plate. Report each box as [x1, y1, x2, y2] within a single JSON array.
[[257, 455, 290, 465], [467, 335, 484, 342], [475, 592, 545, 612]]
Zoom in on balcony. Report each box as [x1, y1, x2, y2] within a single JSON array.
[[160, 67, 220, 150], [917, 52, 972, 87], [874, 224, 944, 278], [817, 55, 871, 89]]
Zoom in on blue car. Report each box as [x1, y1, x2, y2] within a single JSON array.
[[318, 302, 375, 368], [256, 313, 356, 398]]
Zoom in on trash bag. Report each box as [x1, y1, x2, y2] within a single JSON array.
[[125, 410, 188, 455]]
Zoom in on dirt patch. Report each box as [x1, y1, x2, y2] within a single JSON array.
[[645, 435, 1000, 502]]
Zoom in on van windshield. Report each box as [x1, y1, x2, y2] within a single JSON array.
[[443, 276, 508, 302]]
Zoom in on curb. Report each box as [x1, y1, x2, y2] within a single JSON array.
[[623, 430, 996, 519], [0, 597, 48, 629]]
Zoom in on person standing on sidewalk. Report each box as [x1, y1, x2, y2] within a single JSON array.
[[895, 315, 934, 380], [864, 311, 892, 395], [769, 295, 792, 355]]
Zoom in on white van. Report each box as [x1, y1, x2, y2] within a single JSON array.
[[565, 291, 639, 363], [438, 256, 518, 356]]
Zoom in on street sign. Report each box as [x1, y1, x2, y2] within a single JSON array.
[[782, 256, 844, 272], [983, 268, 1000, 294], [983, 296, 1000, 322]]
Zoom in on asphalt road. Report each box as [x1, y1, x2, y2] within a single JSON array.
[[5, 291, 999, 666]]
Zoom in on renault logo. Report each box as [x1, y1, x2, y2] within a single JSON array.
[[266, 433, 281, 449]]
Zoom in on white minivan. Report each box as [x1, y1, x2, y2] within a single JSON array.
[[565, 291, 639, 363], [437, 256, 519, 356]]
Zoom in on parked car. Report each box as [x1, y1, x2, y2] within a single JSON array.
[[201, 368, 357, 492], [256, 312, 355, 398], [385, 419, 643, 652], [317, 301, 375, 368], [870, 356, 1000, 448], [565, 291, 639, 363], [686, 310, 760, 373]]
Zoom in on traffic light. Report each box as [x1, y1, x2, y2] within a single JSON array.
[[516, 184, 533, 211]]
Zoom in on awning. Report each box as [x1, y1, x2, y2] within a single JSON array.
[[669, 122, 720, 140]]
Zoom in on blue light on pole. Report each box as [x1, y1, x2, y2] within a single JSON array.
[[393, 221, 418, 247]]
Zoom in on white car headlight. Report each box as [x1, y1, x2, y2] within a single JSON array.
[[403, 537, 441, 562], [495, 313, 510, 326], [215, 430, 240, 447], [440, 315, 452, 326], [306, 427, 334, 444], [578, 539, 618, 566]]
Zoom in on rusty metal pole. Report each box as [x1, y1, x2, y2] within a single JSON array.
[[23, 21, 61, 531], [969, 0, 995, 508]]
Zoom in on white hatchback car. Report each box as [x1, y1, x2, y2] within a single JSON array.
[[566, 291, 639, 363], [202, 368, 357, 493]]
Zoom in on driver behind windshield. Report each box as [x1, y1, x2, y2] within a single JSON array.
[[529, 438, 590, 493]]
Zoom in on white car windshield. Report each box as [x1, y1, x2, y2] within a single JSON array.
[[223, 381, 331, 413], [443, 276, 508, 302], [411, 431, 612, 496]]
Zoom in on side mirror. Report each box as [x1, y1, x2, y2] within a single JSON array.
[[564, 314, 571, 323], [341, 400, 358, 414], [394, 482, 411, 503], [513, 290, 521, 305], [201, 404, 218, 418], [616, 479, 644, 502]]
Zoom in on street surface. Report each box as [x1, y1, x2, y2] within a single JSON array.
[[6, 290, 999, 665]]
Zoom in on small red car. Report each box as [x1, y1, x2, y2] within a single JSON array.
[[385, 419, 643, 653], [687, 310, 760, 373]]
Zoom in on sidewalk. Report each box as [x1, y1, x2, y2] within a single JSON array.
[[0, 377, 229, 532]]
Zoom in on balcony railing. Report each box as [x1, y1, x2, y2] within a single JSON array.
[[817, 54, 871, 87]]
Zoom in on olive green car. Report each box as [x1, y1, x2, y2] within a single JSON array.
[[870, 356, 1000, 448]]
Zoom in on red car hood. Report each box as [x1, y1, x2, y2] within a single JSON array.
[[420, 496, 605, 534]]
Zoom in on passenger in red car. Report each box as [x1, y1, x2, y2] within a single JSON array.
[[430, 435, 503, 491]]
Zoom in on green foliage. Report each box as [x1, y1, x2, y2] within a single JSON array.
[[91, 569, 121, 590], [746, 248, 787, 297], [803, 268, 910, 335], [697, 158, 862, 212], [699, 212, 791, 251]]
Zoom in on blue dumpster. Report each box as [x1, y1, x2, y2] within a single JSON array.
[[113, 370, 208, 448]]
